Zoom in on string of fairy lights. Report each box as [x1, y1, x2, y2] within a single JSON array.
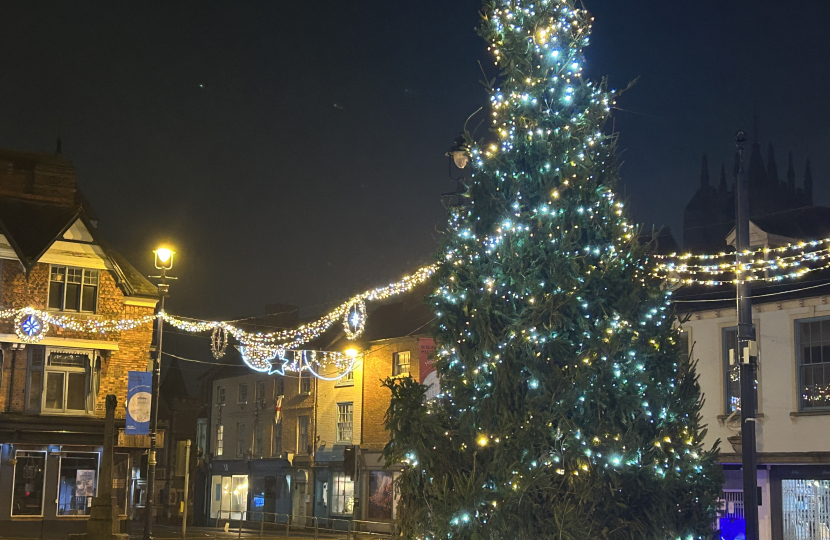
[[4, 237, 830, 353]]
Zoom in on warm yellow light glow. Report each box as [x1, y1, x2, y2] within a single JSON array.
[[155, 247, 173, 263], [345, 348, 358, 357], [477, 435, 489, 447]]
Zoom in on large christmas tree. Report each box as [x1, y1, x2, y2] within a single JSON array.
[[384, 1, 722, 539]]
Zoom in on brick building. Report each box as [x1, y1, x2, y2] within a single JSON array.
[[0, 147, 158, 537], [198, 286, 434, 532]]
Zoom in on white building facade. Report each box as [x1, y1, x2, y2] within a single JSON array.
[[680, 289, 830, 540]]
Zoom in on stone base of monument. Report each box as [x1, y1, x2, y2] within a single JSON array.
[[67, 495, 129, 540]]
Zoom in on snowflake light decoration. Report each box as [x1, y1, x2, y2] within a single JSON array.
[[14, 309, 48, 343], [343, 300, 367, 340]]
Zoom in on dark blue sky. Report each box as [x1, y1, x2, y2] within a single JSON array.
[[2, 0, 829, 320]]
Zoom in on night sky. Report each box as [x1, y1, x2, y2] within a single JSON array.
[[2, 1, 829, 322]]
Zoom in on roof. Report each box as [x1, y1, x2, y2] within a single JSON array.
[[0, 146, 156, 297], [749, 206, 830, 240], [0, 196, 82, 271]]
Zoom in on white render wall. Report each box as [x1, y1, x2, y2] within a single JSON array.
[[682, 295, 830, 454]]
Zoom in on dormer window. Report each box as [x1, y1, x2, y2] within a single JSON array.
[[48, 265, 99, 312]]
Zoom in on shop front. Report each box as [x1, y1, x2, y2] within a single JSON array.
[[0, 443, 129, 537]]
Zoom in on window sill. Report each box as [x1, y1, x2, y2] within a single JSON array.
[[717, 413, 765, 420], [335, 381, 355, 388], [790, 410, 830, 417], [390, 374, 411, 380], [56, 515, 91, 519]]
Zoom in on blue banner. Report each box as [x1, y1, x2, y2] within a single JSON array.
[[126, 371, 152, 435]]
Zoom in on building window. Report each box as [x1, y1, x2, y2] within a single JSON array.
[[796, 317, 830, 411], [254, 421, 263, 457], [237, 383, 248, 403], [336, 402, 354, 443], [236, 422, 248, 457], [215, 425, 224, 457], [57, 452, 99, 516], [393, 351, 410, 376], [43, 349, 92, 414], [12, 450, 46, 516], [196, 419, 208, 457], [298, 416, 310, 454], [256, 380, 266, 404], [300, 371, 312, 394], [723, 326, 757, 414], [332, 471, 354, 515], [272, 423, 282, 457], [217, 386, 225, 405], [275, 377, 285, 397], [336, 363, 354, 386], [48, 266, 99, 312]]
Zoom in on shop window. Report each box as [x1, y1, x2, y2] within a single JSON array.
[[48, 266, 99, 313], [782, 479, 830, 540], [298, 416, 310, 454], [210, 474, 248, 519], [368, 471, 394, 520], [12, 450, 46, 516], [332, 471, 354, 515], [113, 453, 129, 516], [796, 317, 830, 411], [57, 452, 99, 516], [722, 326, 757, 414], [393, 351, 410, 376], [336, 402, 353, 443]]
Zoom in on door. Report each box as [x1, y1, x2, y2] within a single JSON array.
[[292, 482, 307, 524], [315, 472, 329, 522]]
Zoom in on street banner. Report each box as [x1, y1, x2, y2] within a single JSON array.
[[419, 338, 439, 400], [126, 371, 152, 435]]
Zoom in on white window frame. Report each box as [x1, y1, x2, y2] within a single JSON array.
[[331, 471, 354, 515], [336, 364, 354, 387], [215, 425, 224, 457], [795, 316, 830, 412], [237, 383, 248, 404], [300, 371, 312, 395], [56, 451, 100, 517], [11, 450, 48, 517], [48, 265, 100, 313], [42, 348, 94, 415], [336, 402, 353, 443], [298, 416, 310, 455], [393, 351, 410, 377], [217, 386, 226, 405]]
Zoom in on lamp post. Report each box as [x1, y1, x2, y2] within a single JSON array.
[[734, 131, 759, 540], [443, 134, 469, 208], [144, 247, 175, 540]]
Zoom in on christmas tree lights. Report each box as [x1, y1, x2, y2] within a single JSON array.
[[383, 2, 722, 539]]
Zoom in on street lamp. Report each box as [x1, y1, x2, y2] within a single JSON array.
[[144, 247, 176, 540], [443, 134, 470, 208]]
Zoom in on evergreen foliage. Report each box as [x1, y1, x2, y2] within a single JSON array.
[[384, 1, 722, 539]]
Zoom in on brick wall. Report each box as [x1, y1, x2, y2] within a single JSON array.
[[360, 337, 421, 452], [0, 260, 155, 418], [315, 362, 363, 449]]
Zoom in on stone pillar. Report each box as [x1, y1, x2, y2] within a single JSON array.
[[71, 394, 128, 540]]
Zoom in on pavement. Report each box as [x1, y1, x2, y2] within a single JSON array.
[[5, 523, 375, 540]]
